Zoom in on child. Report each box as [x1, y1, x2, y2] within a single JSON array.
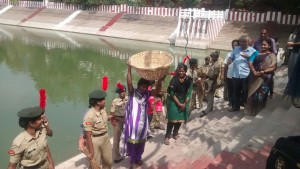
[[150, 93, 165, 130]]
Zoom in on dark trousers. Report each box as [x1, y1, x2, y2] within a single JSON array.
[[148, 114, 153, 125], [270, 73, 274, 95], [232, 77, 248, 110], [283, 49, 292, 65], [227, 78, 234, 107], [165, 122, 181, 138], [127, 142, 145, 164]]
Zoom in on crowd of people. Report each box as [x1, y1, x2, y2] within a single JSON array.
[[6, 26, 300, 169]]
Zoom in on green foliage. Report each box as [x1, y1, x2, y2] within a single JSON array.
[[273, 0, 300, 14], [233, 0, 300, 14], [234, 0, 256, 10], [178, 0, 202, 8]]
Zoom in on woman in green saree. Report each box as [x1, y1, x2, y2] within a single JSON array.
[[245, 38, 277, 116], [164, 63, 193, 145]]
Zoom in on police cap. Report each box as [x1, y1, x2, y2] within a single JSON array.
[[17, 106, 44, 118], [89, 90, 107, 99]]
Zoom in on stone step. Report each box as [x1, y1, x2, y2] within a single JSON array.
[[148, 104, 245, 166], [223, 78, 287, 151], [267, 105, 300, 143], [181, 112, 246, 159], [190, 155, 214, 169], [209, 145, 269, 169], [246, 105, 289, 152], [206, 150, 235, 169]]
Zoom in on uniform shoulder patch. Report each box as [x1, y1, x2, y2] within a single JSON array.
[[8, 149, 15, 155], [86, 122, 92, 125]]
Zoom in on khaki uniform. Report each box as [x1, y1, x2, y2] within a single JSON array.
[[205, 61, 221, 113], [9, 128, 49, 169], [187, 67, 203, 110], [110, 96, 128, 161], [82, 108, 112, 169], [198, 64, 210, 107], [215, 57, 225, 98]]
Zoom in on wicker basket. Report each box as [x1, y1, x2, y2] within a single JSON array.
[[128, 50, 174, 80]]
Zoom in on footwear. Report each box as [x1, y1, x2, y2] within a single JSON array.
[[114, 158, 124, 163], [215, 95, 221, 98], [173, 134, 180, 140], [227, 108, 239, 112], [129, 163, 135, 169], [269, 94, 274, 99], [135, 160, 143, 166], [154, 124, 165, 130], [199, 111, 208, 118], [281, 63, 287, 66], [147, 135, 153, 140], [164, 137, 170, 145], [150, 128, 155, 133]]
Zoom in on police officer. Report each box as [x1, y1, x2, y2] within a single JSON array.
[[7, 106, 55, 169], [82, 89, 112, 169], [200, 52, 221, 117], [110, 83, 128, 163], [187, 58, 201, 111]]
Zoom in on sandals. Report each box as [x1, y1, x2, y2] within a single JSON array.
[[173, 134, 180, 140]]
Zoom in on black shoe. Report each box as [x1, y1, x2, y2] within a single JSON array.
[[114, 158, 124, 163], [199, 111, 208, 118], [227, 108, 240, 112]]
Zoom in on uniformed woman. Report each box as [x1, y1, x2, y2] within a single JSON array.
[[110, 83, 127, 163], [7, 106, 55, 169], [82, 90, 112, 169]]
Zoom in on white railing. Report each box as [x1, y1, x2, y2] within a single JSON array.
[[179, 8, 225, 19], [170, 8, 225, 44], [227, 10, 300, 25]]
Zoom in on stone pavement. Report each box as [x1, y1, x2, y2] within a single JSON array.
[[56, 64, 299, 169], [0, 6, 294, 51], [0, 6, 177, 45], [208, 21, 294, 51]]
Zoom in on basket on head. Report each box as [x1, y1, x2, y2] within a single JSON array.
[[128, 50, 174, 81]]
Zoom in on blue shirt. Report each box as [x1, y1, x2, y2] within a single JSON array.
[[230, 46, 257, 78]]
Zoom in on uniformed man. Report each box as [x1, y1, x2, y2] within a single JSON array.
[[200, 52, 221, 117], [110, 83, 128, 163], [82, 89, 112, 169], [187, 58, 202, 112], [7, 106, 55, 169], [197, 57, 211, 107], [215, 50, 225, 98]]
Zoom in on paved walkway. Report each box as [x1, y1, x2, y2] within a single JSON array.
[[0, 6, 294, 51], [56, 64, 298, 169], [0, 6, 177, 45]]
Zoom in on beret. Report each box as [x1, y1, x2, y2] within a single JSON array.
[[210, 51, 219, 57], [115, 85, 126, 94], [17, 106, 44, 118], [189, 58, 198, 65], [89, 90, 107, 99]]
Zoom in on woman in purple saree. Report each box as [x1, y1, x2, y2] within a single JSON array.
[[245, 38, 277, 116], [120, 64, 163, 169]]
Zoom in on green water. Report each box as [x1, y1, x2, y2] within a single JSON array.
[[0, 25, 226, 168]]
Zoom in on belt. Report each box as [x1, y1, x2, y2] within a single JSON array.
[[92, 132, 107, 137], [115, 116, 124, 118], [22, 159, 47, 169]]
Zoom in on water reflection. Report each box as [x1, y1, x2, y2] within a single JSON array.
[[0, 24, 226, 167]]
